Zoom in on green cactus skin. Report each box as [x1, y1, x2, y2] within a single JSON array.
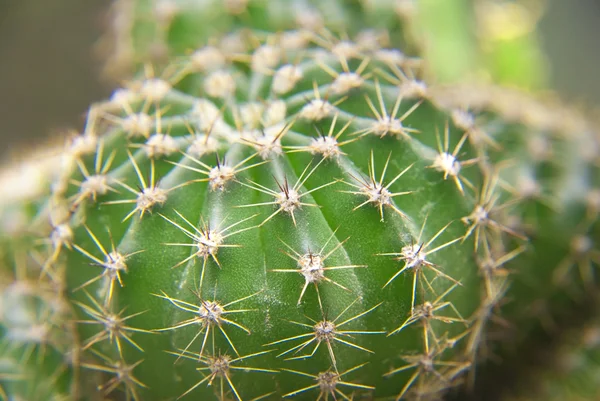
[[101, 0, 418, 81], [413, 0, 548, 89], [1, 1, 599, 401], [497, 301, 600, 401]]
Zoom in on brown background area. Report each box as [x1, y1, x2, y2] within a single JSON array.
[[0, 0, 113, 160], [0, 0, 598, 161]]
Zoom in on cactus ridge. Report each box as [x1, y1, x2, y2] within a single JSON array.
[[1, 2, 599, 401]]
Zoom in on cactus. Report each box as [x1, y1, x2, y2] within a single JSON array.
[[1, 1, 599, 401], [492, 298, 600, 401]]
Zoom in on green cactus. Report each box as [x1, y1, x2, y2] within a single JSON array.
[[1, 1, 599, 401], [490, 298, 600, 401]]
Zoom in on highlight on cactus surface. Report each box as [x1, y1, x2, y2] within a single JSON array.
[[0, 1, 599, 401]]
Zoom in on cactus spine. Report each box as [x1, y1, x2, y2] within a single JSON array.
[[1, 1, 599, 401]]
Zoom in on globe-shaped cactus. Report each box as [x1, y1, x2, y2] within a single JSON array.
[[1, 1, 599, 401]]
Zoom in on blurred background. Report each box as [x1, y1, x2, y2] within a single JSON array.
[[0, 0, 598, 161]]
